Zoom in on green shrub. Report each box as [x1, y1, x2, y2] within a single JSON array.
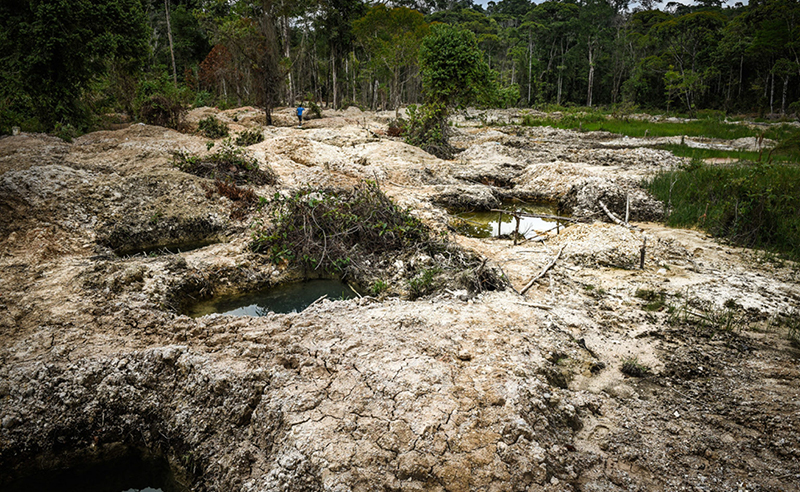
[[198, 115, 229, 138], [235, 128, 264, 146], [403, 103, 454, 159], [172, 138, 276, 185], [251, 182, 430, 273], [52, 122, 80, 142], [408, 267, 442, 299]]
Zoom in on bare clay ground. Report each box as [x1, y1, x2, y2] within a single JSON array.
[[0, 108, 798, 492]]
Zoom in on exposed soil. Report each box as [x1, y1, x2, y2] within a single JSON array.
[[1, 108, 798, 492]]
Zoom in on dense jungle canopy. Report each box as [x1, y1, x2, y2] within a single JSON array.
[[1, 0, 799, 133]]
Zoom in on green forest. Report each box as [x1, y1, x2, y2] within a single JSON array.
[[1, 0, 799, 134]]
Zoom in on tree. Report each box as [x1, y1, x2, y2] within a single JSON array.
[[406, 23, 498, 158], [353, 5, 429, 110], [0, 0, 149, 131]]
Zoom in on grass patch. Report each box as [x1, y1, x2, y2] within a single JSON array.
[[620, 357, 651, 377], [645, 160, 800, 260], [667, 293, 746, 333], [635, 288, 667, 311], [172, 138, 277, 186], [522, 111, 800, 163], [522, 113, 756, 139]]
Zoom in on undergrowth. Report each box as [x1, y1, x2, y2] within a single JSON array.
[[172, 139, 277, 186], [235, 128, 264, 146], [202, 179, 260, 220], [250, 181, 505, 296], [198, 115, 229, 139], [645, 160, 800, 260], [402, 103, 455, 159]]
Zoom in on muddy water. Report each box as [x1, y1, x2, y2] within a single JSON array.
[[452, 201, 568, 240], [187, 279, 358, 317]]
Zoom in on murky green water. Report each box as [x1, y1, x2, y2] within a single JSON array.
[[452, 201, 568, 240], [187, 279, 358, 317]]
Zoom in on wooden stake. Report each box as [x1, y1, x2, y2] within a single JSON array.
[[625, 194, 630, 224], [640, 236, 647, 269]]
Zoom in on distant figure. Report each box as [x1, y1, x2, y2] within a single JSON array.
[[297, 104, 304, 127]]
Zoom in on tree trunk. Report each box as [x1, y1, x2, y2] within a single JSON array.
[[781, 76, 788, 115], [587, 39, 595, 108], [331, 52, 338, 109], [770, 70, 774, 115], [165, 0, 177, 88], [283, 15, 293, 103], [527, 36, 533, 105]]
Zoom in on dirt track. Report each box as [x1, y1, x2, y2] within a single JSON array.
[[1, 107, 798, 491]]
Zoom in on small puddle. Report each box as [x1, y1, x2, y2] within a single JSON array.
[[186, 279, 358, 317], [451, 201, 569, 240], [3, 450, 181, 492]]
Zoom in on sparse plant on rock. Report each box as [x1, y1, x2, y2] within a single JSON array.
[[235, 128, 264, 146], [621, 357, 651, 377], [172, 138, 276, 186], [198, 115, 229, 138]]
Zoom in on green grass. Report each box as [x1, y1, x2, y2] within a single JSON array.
[[645, 160, 800, 260], [655, 144, 800, 165], [522, 112, 800, 163]]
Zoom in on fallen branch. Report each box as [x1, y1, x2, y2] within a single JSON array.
[[514, 302, 553, 310], [520, 244, 566, 295], [598, 200, 638, 230], [303, 294, 328, 311]]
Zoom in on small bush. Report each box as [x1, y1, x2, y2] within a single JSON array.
[[172, 139, 277, 185], [235, 128, 264, 146], [621, 357, 651, 377], [251, 181, 506, 296], [138, 94, 185, 129], [198, 115, 229, 138], [52, 122, 80, 142], [251, 182, 430, 272], [308, 100, 322, 119], [403, 103, 455, 159]]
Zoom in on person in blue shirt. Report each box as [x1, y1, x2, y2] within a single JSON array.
[[297, 104, 304, 127]]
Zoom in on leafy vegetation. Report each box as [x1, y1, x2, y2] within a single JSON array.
[[250, 181, 505, 296], [646, 160, 800, 260], [172, 139, 276, 186], [251, 181, 431, 272], [235, 128, 265, 146], [198, 115, 229, 139]]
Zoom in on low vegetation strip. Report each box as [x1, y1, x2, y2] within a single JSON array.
[[645, 161, 800, 260]]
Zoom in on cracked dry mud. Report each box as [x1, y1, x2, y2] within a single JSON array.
[[1, 107, 799, 492]]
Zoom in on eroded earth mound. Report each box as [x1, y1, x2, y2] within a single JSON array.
[[1, 108, 798, 492]]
